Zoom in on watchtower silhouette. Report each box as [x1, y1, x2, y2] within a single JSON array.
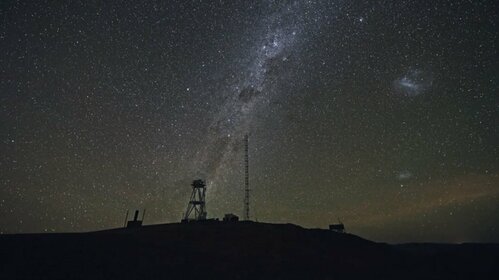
[[182, 179, 207, 222]]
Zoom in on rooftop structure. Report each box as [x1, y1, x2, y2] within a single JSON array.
[[124, 209, 145, 228]]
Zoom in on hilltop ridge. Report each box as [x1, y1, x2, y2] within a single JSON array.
[[1, 221, 498, 279]]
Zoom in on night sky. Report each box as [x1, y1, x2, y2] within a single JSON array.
[[1, 0, 498, 243]]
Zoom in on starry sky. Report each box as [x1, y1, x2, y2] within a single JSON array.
[[1, 0, 498, 243]]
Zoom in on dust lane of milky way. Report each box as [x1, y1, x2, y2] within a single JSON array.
[[194, 1, 321, 196]]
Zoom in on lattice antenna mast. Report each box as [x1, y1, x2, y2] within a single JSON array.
[[244, 134, 250, 220], [183, 179, 207, 221]]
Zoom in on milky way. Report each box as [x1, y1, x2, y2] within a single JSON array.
[[1, 0, 498, 243], [196, 1, 319, 195]]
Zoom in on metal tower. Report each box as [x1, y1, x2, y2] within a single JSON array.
[[183, 179, 207, 222], [244, 134, 250, 220]]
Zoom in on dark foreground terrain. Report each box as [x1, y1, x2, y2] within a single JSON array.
[[1, 221, 498, 279]]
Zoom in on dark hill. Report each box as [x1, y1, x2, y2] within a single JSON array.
[[1, 221, 498, 279]]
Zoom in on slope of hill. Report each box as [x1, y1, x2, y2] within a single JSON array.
[[1, 221, 498, 279]]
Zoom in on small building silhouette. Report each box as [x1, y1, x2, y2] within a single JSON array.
[[223, 213, 239, 222], [329, 223, 345, 233]]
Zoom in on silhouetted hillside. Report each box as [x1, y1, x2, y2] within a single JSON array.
[[1, 222, 498, 279]]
